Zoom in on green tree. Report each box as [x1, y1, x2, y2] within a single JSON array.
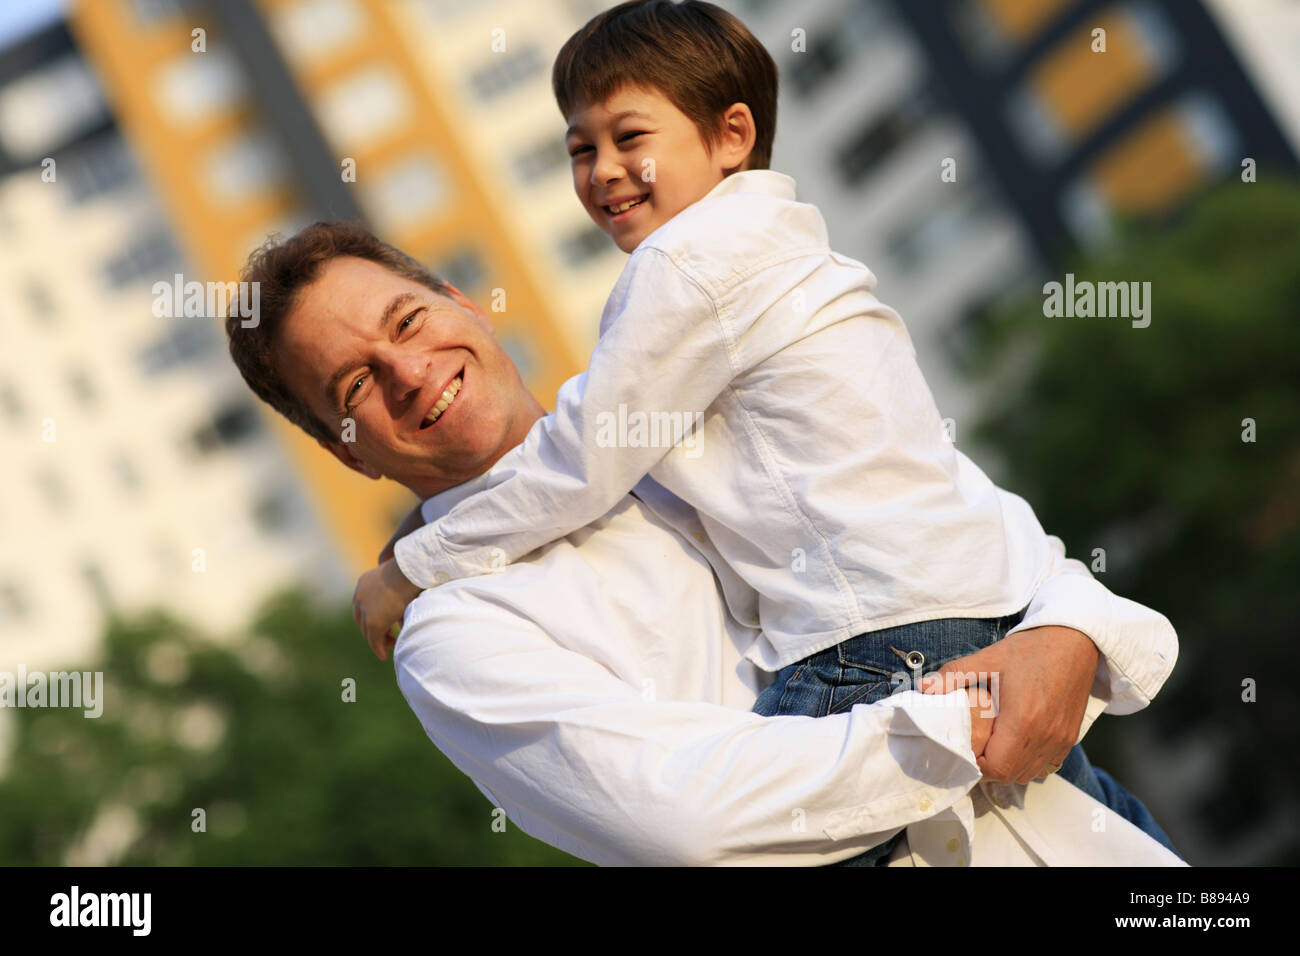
[[969, 179, 1300, 863], [0, 590, 585, 865]]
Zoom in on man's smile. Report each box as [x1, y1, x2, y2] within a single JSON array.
[[419, 368, 465, 430]]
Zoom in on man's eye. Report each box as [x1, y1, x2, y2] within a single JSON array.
[[398, 310, 420, 334], [346, 375, 366, 405]]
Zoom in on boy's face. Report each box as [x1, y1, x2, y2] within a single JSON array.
[[565, 84, 741, 254]]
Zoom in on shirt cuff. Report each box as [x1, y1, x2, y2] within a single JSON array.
[[822, 690, 982, 841], [1007, 572, 1178, 717], [393, 529, 454, 590]]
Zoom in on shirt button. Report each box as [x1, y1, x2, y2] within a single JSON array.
[[946, 838, 960, 853], [919, 797, 932, 812], [957, 854, 968, 867], [692, 533, 707, 544], [433, 571, 450, 585]]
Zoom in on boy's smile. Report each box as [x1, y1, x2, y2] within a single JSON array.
[[565, 84, 754, 254]]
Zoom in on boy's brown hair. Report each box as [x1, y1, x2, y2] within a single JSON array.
[[226, 220, 453, 445], [553, 0, 778, 170]]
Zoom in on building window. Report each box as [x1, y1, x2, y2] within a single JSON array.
[[0, 581, 28, 625], [272, 0, 364, 67], [204, 128, 288, 204], [0, 381, 23, 421], [315, 65, 410, 151], [137, 322, 219, 375], [24, 278, 56, 323], [836, 84, 940, 187], [432, 248, 487, 296], [130, 0, 200, 25], [253, 486, 296, 534], [192, 403, 261, 455], [787, 32, 847, 99], [111, 454, 142, 494], [154, 47, 247, 126], [102, 227, 180, 290], [558, 224, 611, 268], [0, 54, 106, 162], [66, 367, 98, 408], [469, 45, 544, 101], [884, 186, 995, 276], [513, 136, 568, 184], [62, 133, 138, 206], [361, 156, 445, 233]]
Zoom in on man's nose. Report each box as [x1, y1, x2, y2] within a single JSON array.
[[386, 348, 429, 398]]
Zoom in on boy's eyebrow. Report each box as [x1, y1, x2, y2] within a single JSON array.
[[323, 291, 419, 408], [565, 109, 654, 138]]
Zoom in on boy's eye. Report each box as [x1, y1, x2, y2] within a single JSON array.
[[569, 144, 592, 157], [619, 131, 644, 143]]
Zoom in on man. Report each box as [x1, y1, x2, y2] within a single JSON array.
[[226, 222, 1180, 865]]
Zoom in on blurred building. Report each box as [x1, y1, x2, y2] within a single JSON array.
[[728, 0, 1298, 424], [0, 19, 347, 670], [67, 0, 630, 568]]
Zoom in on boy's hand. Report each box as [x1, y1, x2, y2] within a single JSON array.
[[353, 558, 422, 661]]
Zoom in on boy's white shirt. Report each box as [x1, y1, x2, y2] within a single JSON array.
[[394, 477, 1182, 866], [396, 169, 1059, 670]]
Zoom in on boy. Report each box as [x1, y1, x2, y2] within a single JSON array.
[[354, 0, 1175, 862]]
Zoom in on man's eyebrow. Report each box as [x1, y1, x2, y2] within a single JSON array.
[[322, 291, 420, 409], [565, 109, 653, 138]]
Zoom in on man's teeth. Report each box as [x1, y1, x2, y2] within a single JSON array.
[[608, 196, 646, 214], [422, 376, 462, 427]]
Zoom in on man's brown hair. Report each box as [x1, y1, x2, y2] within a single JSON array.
[[226, 220, 453, 444], [553, 0, 779, 170]]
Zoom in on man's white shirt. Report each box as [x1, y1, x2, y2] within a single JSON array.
[[394, 473, 1181, 866]]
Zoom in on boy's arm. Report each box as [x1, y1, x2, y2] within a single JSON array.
[[394, 248, 740, 588], [1008, 534, 1178, 741], [394, 588, 986, 866]]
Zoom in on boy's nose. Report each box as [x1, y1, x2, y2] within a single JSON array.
[[590, 149, 625, 188]]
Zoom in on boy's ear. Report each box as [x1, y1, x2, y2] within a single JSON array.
[[718, 102, 757, 173], [319, 438, 382, 480]]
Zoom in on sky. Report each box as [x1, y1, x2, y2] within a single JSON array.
[[0, 0, 66, 53]]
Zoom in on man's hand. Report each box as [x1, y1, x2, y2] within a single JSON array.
[[353, 558, 423, 661], [967, 687, 995, 759], [920, 625, 1099, 785]]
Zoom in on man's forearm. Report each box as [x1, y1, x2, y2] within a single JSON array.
[[394, 597, 984, 865]]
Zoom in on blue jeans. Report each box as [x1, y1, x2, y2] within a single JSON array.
[[752, 608, 1177, 865]]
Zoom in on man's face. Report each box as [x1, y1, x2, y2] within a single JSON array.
[[566, 84, 737, 254], [276, 256, 543, 498]]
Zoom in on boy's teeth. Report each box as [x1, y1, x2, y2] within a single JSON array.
[[423, 376, 462, 427], [609, 196, 645, 214]]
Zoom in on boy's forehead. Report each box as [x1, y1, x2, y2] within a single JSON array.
[[566, 84, 672, 128]]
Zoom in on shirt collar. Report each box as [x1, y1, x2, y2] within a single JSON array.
[[701, 169, 797, 203]]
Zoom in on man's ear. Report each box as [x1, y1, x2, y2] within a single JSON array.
[[442, 282, 495, 335], [318, 439, 382, 480]]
